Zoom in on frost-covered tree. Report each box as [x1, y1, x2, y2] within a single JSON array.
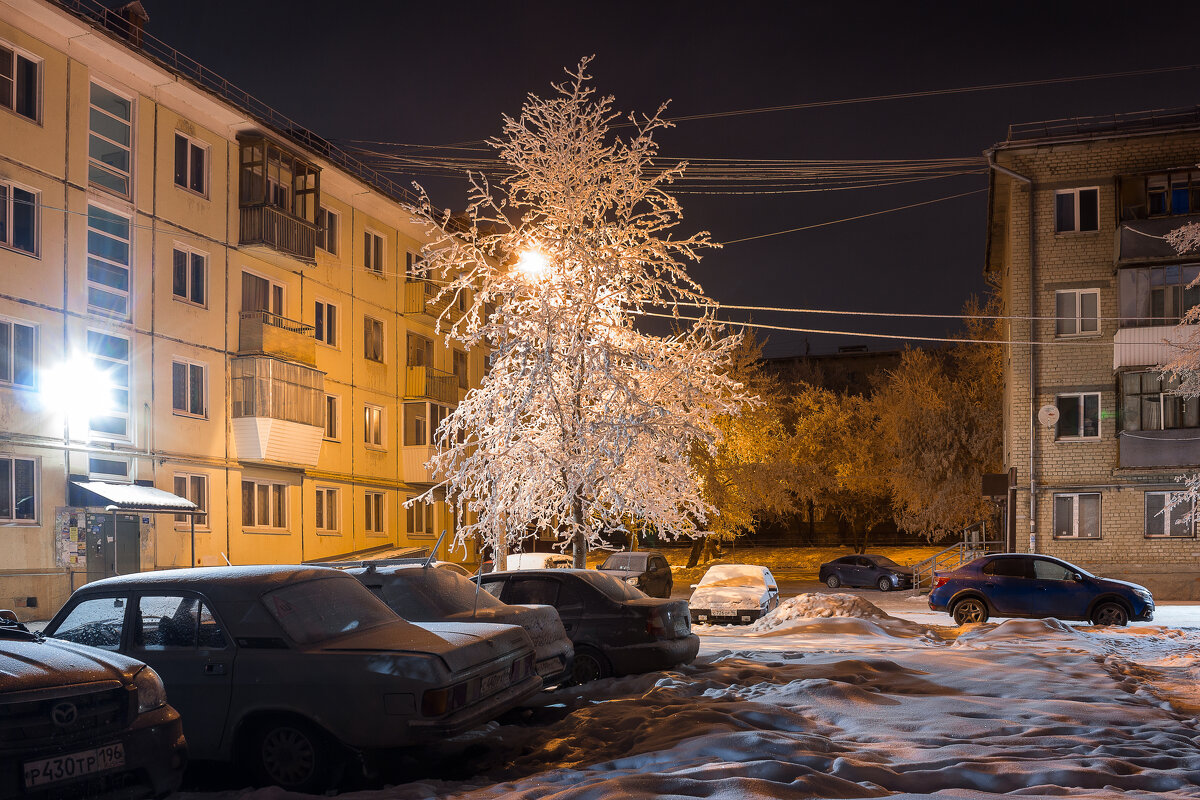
[[410, 59, 747, 567], [1158, 223, 1200, 507]]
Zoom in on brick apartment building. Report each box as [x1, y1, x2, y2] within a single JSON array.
[[988, 108, 1200, 599]]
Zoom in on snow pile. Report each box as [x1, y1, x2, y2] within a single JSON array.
[[752, 592, 892, 629]]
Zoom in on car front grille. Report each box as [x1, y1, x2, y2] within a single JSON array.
[[0, 682, 131, 751]]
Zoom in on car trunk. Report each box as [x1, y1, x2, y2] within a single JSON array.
[[318, 620, 527, 673], [626, 598, 692, 638]]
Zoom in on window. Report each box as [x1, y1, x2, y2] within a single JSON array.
[[453, 349, 468, 388], [53, 597, 127, 651], [323, 394, 339, 440], [241, 479, 286, 529], [314, 300, 338, 347], [317, 207, 339, 254], [1031, 559, 1076, 581], [364, 230, 384, 274], [365, 491, 385, 535], [1055, 187, 1098, 233], [173, 132, 206, 195], [407, 334, 433, 367], [315, 487, 339, 533], [1053, 493, 1101, 539], [171, 359, 205, 417], [87, 205, 131, 317], [241, 271, 283, 315], [406, 496, 433, 536], [0, 319, 35, 388], [0, 41, 39, 121], [88, 455, 128, 481], [1055, 289, 1099, 336], [1145, 491, 1194, 538], [1146, 171, 1200, 217], [364, 316, 384, 362], [404, 402, 427, 446], [0, 455, 36, 522], [405, 250, 422, 280], [1121, 371, 1199, 431], [135, 596, 226, 650], [237, 137, 318, 223], [1118, 265, 1200, 327], [88, 82, 132, 196], [364, 404, 384, 448], [173, 473, 207, 527], [172, 247, 206, 306], [88, 329, 130, 438], [1055, 393, 1100, 439], [0, 180, 37, 255]]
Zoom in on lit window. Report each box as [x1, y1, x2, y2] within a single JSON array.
[[0, 318, 35, 388], [87, 205, 131, 317], [173, 132, 207, 195], [1145, 491, 1194, 538], [1055, 393, 1100, 439], [0, 41, 39, 122], [88, 82, 132, 197], [1053, 493, 1100, 539], [364, 404, 384, 448], [172, 247, 206, 306], [0, 455, 36, 522], [1055, 187, 1099, 233], [1055, 289, 1099, 336], [87, 329, 130, 439], [0, 181, 37, 255]]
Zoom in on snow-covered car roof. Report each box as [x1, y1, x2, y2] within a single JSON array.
[[696, 564, 774, 588]]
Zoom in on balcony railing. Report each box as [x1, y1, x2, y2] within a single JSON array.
[[240, 205, 317, 262], [238, 311, 317, 367], [404, 280, 466, 321], [405, 366, 457, 405], [1119, 429, 1200, 469], [1113, 325, 1190, 370]]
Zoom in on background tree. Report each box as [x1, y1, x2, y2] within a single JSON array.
[[411, 60, 747, 567]]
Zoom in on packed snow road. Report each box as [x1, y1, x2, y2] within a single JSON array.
[[180, 595, 1200, 800]]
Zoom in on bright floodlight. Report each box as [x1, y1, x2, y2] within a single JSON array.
[[516, 249, 549, 279], [40, 353, 115, 426]]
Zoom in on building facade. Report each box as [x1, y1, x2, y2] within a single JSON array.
[[988, 108, 1200, 599], [0, 0, 482, 618]]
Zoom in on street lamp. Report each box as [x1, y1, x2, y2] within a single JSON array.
[[40, 352, 116, 437], [515, 248, 549, 280]]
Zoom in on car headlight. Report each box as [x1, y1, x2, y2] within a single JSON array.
[[1134, 588, 1153, 602], [133, 666, 167, 713]]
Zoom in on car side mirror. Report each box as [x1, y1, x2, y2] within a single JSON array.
[[1071, 572, 1084, 581], [689, 584, 698, 589], [0, 609, 18, 623]]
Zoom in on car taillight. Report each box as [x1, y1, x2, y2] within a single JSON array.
[[511, 653, 534, 681], [932, 576, 948, 589], [421, 682, 469, 717], [646, 610, 668, 639]]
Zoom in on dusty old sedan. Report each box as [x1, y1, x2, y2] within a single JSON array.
[[43, 566, 541, 793], [348, 563, 574, 688], [477, 569, 698, 684], [688, 564, 780, 625], [596, 550, 674, 598], [1, 609, 187, 799]]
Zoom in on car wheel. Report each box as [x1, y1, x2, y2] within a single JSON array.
[[951, 597, 989, 625], [570, 646, 611, 685], [1091, 601, 1129, 627], [876, 576, 892, 592], [825, 574, 841, 589], [246, 718, 338, 792]]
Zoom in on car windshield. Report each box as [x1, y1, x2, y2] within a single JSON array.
[[600, 553, 647, 571], [375, 568, 504, 617], [262, 577, 397, 644], [697, 565, 766, 589], [575, 571, 645, 601], [866, 556, 904, 569]]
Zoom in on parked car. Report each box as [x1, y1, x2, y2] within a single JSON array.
[[595, 550, 674, 598], [819, 554, 914, 592], [348, 563, 574, 687], [477, 569, 698, 684], [688, 564, 780, 625], [319, 557, 476, 578], [928, 553, 1155, 626], [506, 553, 573, 570], [43, 566, 542, 792], [1, 609, 187, 799]]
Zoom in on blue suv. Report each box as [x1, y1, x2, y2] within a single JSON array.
[[928, 554, 1154, 627]]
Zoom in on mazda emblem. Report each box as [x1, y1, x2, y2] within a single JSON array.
[[50, 701, 78, 727]]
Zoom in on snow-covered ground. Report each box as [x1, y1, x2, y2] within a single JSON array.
[[181, 596, 1200, 800]]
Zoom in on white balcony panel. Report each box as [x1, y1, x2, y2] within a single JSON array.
[[1113, 325, 1194, 370], [403, 445, 438, 484], [233, 417, 323, 467]]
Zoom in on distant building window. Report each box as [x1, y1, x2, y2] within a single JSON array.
[[364, 404, 384, 448], [241, 479, 286, 529], [314, 300, 337, 347], [87, 329, 130, 438], [364, 230, 384, 274], [1118, 264, 1200, 327], [87, 205, 131, 318], [173, 132, 207, 195], [0, 318, 35, 388], [1055, 187, 1098, 233], [0, 41, 39, 122], [323, 394, 339, 440], [171, 359, 206, 417], [173, 473, 208, 528], [364, 316, 384, 362], [1055, 392, 1100, 439], [1120, 371, 1199, 431], [407, 496, 433, 536], [1145, 491, 1194, 538], [88, 82, 133, 197], [0, 455, 36, 522], [1055, 289, 1099, 336], [365, 491, 385, 535], [172, 247, 206, 306], [1053, 492, 1100, 539], [317, 207, 339, 254], [315, 487, 339, 533], [0, 181, 37, 255]]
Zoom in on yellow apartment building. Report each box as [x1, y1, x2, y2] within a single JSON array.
[[0, 0, 482, 618]]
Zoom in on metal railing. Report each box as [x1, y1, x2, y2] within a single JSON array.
[[910, 524, 1002, 593], [1008, 106, 1200, 143], [405, 366, 457, 405], [239, 206, 317, 261], [238, 310, 314, 337]]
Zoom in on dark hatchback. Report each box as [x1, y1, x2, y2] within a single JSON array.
[[0, 610, 186, 800], [928, 553, 1155, 626], [477, 569, 698, 684], [819, 554, 914, 592], [595, 551, 673, 598]]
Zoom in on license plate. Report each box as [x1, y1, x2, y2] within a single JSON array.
[[708, 605, 738, 616], [24, 743, 125, 789], [479, 669, 507, 696]]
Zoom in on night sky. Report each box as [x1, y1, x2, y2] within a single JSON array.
[[140, 0, 1200, 356]]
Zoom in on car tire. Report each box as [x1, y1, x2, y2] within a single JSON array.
[[876, 576, 892, 592], [825, 575, 841, 589], [951, 597, 989, 625], [1090, 601, 1129, 627], [570, 646, 612, 685], [245, 717, 339, 793]]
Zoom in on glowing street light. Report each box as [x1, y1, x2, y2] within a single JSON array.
[[515, 248, 549, 280], [40, 353, 116, 435]]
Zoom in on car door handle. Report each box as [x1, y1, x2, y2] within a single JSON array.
[[204, 662, 226, 675]]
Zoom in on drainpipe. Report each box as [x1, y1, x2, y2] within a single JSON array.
[[987, 150, 1036, 553]]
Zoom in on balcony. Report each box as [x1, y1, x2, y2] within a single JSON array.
[[402, 445, 438, 484], [1119, 429, 1200, 469], [405, 365, 457, 404], [239, 205, 317, 262], [238, 311, 317, 368], [230, 356, 325, 466], [1113, 325, 1191, 370], [1118, 214, 1200, 264], [404, 279, 465, 321]]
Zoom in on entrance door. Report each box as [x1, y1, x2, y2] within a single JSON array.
[[86, 512, 141, 579]]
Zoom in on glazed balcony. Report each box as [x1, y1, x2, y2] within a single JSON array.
[[230, 356, 325, 467]]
